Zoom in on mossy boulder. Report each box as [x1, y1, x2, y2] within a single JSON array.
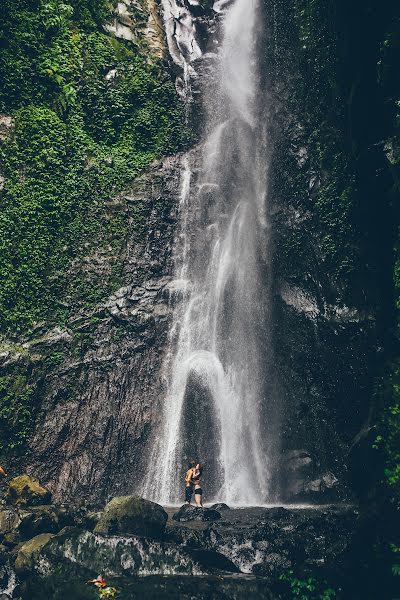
[[94, 496, 168, 538], [15, 533, 54, 574], [2, 530, 22, 548], [7, 475, 51, 507]]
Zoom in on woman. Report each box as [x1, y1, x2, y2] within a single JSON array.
[[192, 463, 203, 507]]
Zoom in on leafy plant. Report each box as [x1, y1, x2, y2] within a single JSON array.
[[391, 545, 400, 577], [279, 571, 336, 600], [87, 576, 119, 598], [0, 374, 34, 451]]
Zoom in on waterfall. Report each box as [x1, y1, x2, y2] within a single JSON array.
[[143, 0, 271, 506]]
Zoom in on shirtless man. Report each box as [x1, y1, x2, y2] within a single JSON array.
[[192, 463, 203, 507], [184, 460, 196, 505]]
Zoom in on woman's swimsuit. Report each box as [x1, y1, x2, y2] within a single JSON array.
[[193, 470, 202, 495]]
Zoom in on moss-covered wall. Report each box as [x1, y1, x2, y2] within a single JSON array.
[[0, 0, 193, 460], [0, 0, 188, 334]]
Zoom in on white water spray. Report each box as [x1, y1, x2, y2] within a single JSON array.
[[144, 0, 270, 505]]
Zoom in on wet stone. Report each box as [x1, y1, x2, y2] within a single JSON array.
[[252, 552, 292, 576], [94, 496, 168, 538], [7, 476, 51, 507], [0, 510, 21, 536], [166, 525, 206, 548], [172, 505, 221, 522], [210, 503, 231, 511]]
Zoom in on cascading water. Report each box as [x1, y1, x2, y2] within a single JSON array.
[[143, 0, 272, 505]]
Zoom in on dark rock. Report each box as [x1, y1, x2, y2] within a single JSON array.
[[23, 573, 278, 600], [0, 545, 14, 598], [200, 506, 359, 578], [189, 548, 239, 573], [20, 156, 183, 504], [166, 525, 206, 548], [292, 471, 340, 502], [15, 533, 54, 574], [0, 509, 21, 536], [252, 553, 292, 576], [79, 510, 102, 531], [172, 505, 221, 522], [280, 450, 337, 500], [2, 531, 21, 548], [7, 476, 51, 507], [32, 528, 237, 578], [284, 449, 313, 472], [265, 507, 290, 520], [18, 506, 60, 539], [94, 496, 167, 538], [209, 503, 230, 511], [347, 426, 384, 503]]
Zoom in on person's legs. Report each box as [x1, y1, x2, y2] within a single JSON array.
[[185, 485, 193, 505], [194, 486, 203, 507]]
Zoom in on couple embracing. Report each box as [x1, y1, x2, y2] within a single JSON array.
[[185, 461, 203, 507]]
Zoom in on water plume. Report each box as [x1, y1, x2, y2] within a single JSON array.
[[143, 0, 271, 505]]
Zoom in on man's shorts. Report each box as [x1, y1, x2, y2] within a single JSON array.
[[185, 485, 193, 503]]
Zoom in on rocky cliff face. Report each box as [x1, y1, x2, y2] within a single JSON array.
[[257, 0, 396, 501], [0, 0, 188, 503], [1, 155, 184, 502]]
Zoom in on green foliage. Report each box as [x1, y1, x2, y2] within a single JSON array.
[[293, 0, 337, 87], [375, 288, 400, 490], [374, 233, 400, 493], [391, 545, 400, 577], [279, 0, 360, 293], [0, 374, 33, 451], [0, 0, 187, 334], [308, 128, 358, 280], [279, 571, 336, 600], [87, 576, 119, 598], [44, 351, 65, 367]]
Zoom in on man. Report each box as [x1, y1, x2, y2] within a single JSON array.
[[193, 463, 203, 507], [185, 460, 196, 504]]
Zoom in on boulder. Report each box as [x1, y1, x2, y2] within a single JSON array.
[[252, 552, 292, 576], [7, 476, 51, 507], [0, 509, 21, 536], [172, 505, 221, 522], [209, 503, 231, 511], [94, 496, 167, 538], [2, 531, 21, 548], [15, 533, 54, 574], [32, 528, 237, 578], [78, 510, 102, 531], [166, 525, 206, 548], [18, 506, 61, 539], [21, 573, 276, 600]]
